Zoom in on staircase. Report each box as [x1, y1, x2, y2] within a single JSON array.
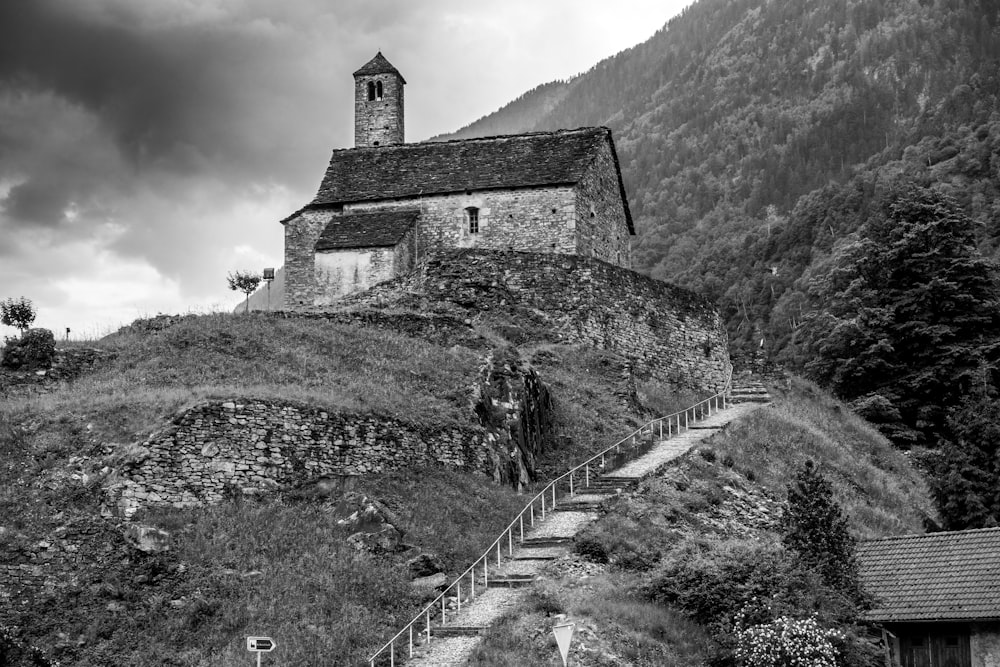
[[369, 380, 771, 666], [729, 377, 772, 404]]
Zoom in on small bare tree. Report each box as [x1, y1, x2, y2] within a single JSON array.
[[227, 271, 262, 314], [1, 297, 36, 334]]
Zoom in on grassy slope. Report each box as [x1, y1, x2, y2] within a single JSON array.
[[470, 376, 936, 666], [1, 313, 659, 665]]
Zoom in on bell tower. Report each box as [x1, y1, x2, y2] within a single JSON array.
[[353, 52, 405, 148]]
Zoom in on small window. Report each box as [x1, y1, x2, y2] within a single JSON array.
[[467, 207, 479, 234], [375, 80, 383, 100], [367, 81, 376, 101]]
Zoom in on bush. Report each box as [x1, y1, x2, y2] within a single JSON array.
[[734, 614, 843, 667], [2, 328, 56, 370]]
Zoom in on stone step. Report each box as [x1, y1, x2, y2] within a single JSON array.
[[512, 552, 561, 561], [487, 575, 535, 588], [520, 536, 574, 548], [429, 625, 489, 637], [553, 504, 602, 512]]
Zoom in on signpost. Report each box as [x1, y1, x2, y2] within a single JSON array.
[[247, 636, 276, 666], [553, 622, 575, 666]]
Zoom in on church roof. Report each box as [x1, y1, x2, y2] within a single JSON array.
[[353, 52, 406, 84], [857, 527, 1000, 622], [306, 127, 634, 234], [314, 209, 419, 250]]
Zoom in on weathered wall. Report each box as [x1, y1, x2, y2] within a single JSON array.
[[315, 246, 395, 305], [354, 72, 404, 147], [576, 140, 632, 268], [107, 400, 497, 517], [973, 624, 1000, 667], [350, 250, 731, 393]]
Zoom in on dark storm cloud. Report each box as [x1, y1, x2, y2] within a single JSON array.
[[0, 0, 326, 186]]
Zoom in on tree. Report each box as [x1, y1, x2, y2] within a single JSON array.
[[780, 460, 862, 603], [794, 181, 1000, 447], [227, 271, 262, 314], [0, 297, 36, 334]]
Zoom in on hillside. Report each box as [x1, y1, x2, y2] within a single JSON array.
[[0, 304, 935, 665], [438, 0, 1000, 361]]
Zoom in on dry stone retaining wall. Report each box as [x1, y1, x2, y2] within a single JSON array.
[[109, 400, 498, 517], [350, 250, 731, 394]]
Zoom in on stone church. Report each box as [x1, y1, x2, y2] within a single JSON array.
[[280, 52, 635, 307]]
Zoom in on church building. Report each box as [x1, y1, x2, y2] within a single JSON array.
[[280, 52, 635, 307]]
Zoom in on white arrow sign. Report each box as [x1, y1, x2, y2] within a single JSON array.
[[247, 637, 276, 652], [553, 622, 575, 666]]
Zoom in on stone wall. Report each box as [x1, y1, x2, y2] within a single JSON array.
[[576, 139, 632, 268], [349, 250, 731, 393], [283, 175, 633, 308], [107, 400, 499, 517], [973, 623, 1000, 667]]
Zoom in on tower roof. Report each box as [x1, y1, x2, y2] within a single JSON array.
[[353, 51, 406, 84]]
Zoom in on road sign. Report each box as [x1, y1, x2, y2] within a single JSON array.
[[553, 622, 575, 666], [247, 636, 276, 652]]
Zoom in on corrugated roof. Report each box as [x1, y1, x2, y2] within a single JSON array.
[[857, 527, 1000, 622], [353, 52, 406, 83], [307, 127, 634, 234], [314, 209, 419, 250]]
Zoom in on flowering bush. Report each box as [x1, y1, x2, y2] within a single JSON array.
[[735, 614, 844, 667]]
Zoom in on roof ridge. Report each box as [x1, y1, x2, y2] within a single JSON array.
[[324, 126, 611, 155], [861, 525, 1000, 544]]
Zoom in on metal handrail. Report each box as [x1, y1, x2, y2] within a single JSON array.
[[368, 372, 734, 666]]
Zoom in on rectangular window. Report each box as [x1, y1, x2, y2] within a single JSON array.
[[468, 208, 479, 234]]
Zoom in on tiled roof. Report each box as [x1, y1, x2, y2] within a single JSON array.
[[857, 527, 1000, 622], [314, 209, 419, 250], [353, 52, 406, 83], [308, 127, 634, 234]]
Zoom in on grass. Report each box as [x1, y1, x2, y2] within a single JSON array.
[[1, 311, 703, 665]]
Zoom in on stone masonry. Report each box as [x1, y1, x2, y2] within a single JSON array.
[[108, 400, 498, 517], [348, 249, 732, 394]]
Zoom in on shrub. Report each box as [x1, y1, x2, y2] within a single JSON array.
[[2, 328, 56, 370], [734, 614, 843, 667]]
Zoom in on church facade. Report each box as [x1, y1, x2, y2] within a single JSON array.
[[280, 52, 635, 307]]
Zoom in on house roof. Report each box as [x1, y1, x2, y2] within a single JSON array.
[[314, 209, 419, 251], [857, 527, 1000, 622], [304, 127, 634, 234], [353, 51, 406, 83]]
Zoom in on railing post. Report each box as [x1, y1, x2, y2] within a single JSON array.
[[496, 540, 501, 566], [457, 581, 462, 613], [519, 514, 524, 541], [586, 464, 590, 487], [508, 527, 513, 555], [552, 484, 556, 508], [441, 595, 446, 624], [427, 610, 431, 646], [391, 641, 394, 667], [569, 472, 574, 497], [685, 410, 688, 429], [530, 503, 535, 526], [471, 568, 475, 599], [541, 493, 545, 520], [659, 420, 663, 439], [484, 558, 488, 589], [409, 625, 413, 657]]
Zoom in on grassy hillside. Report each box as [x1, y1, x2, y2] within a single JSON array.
[[0, 311, 672, 666], [469, 376, 936, 666]]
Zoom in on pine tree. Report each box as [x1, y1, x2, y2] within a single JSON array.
[[780, 460, 862, 602]]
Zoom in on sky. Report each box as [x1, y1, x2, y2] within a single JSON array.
[[0, 0, 690, 339]]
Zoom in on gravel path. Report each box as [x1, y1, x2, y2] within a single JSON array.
[[527, 510, 596, 538], [406, 589, 524, 667]]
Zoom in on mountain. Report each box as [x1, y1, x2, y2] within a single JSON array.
[[437, 0, 1000, 360]]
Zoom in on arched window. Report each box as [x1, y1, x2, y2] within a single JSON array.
[[375, 80, 383, 100], [466, 207, 479, 234], [367, 81, 376, 101]]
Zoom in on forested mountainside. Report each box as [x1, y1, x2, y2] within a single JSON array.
[[442, 0, 1000, 529], [440, 0, 1000, 354]]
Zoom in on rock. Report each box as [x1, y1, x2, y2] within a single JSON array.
[[410, 572, 447, 591], [347, 524, 404, 554], [124, 524, 171, 553], [406, 552, 445, 578], [201, 443, 220, 457]]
